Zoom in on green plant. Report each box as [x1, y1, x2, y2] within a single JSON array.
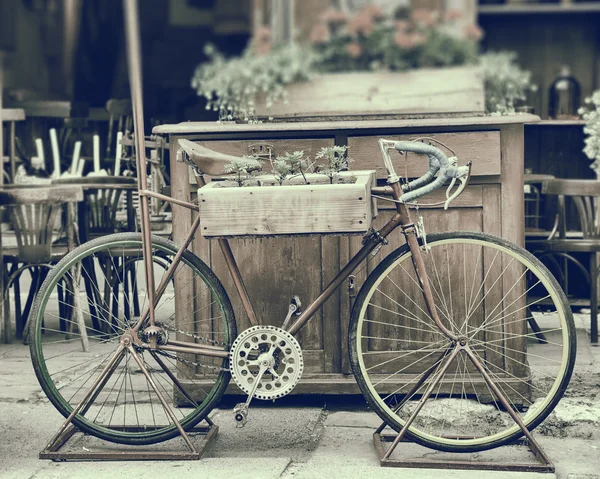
[[272, 158, 293, 185], [312, 7, 479, 73], [480, 51, 535, 115], [191, 5, 483, 122], [272, 151, 314, 185], [579, 90, 600, 175], [224, 156, 262, 186], [191, 41, 313, 123], [315, 145, 350, 183]]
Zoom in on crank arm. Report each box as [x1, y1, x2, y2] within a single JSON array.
[[233, 343, 275, 427]]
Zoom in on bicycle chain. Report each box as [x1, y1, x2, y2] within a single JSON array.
[[161, 323, 227, 347], [154, 323, 229, 373], [153, 349, 227, 373]]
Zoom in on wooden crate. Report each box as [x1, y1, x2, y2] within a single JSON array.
[[198, 170, 377, 237], [254, 67, 484, 118]]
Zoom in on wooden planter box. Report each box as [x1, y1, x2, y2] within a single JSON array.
[[198, 170, 377, 237], [254, 66, 484, 119]]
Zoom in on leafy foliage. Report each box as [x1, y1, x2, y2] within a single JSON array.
[[480, 51, 535, 115], [223, 156, 262, 186], [191, 42, 314, 123], [191, 5, 483, 122], [579, 91, 600, 175], [312, 7, 479, 73], [315, 146, 351, 183]]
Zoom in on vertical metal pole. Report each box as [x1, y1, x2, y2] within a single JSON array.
[[123, 0, 157, 329], [0, 52, 6, 343]]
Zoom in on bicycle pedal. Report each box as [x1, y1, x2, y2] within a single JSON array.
[[233, 403, 249, 427]]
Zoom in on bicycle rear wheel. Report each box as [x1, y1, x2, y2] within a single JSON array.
[[350, 231, 575, 452], [29, 233, 236, 445]]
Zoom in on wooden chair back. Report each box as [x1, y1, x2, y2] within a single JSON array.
[[543, 179, 600, 240], [0, 186, 83, 263], [85, 188, 126, 234], [105, 99, 133, 159]]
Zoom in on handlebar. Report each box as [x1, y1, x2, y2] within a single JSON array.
[[377, 138, 472, 209]]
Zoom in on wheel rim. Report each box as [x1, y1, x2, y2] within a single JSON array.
[[30, 235, 233, 444], [354, 235, 574, 450]]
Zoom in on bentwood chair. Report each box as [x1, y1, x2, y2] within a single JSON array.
[[0, 185, 83, 342], [526, 178, 600, 344]]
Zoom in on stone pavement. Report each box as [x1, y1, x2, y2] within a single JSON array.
[[0, 328, 599, 479]]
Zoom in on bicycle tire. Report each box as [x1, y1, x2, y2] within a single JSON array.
[[349, 231, 575, 452], [29, 233, 236, 445]]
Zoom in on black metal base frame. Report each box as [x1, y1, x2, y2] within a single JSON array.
[[39, 421, 217, 462], [373, 431, 554, 473]]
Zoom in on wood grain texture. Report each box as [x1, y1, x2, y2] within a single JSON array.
[[254, 67, 484, 117], [153, 114, 540, 135], [499, 124, 525, 247], [164, 118, 530, 391], [348, 131, 501, 179], [198, 171, 376, 237], [188, 138, 334, 184], [0, 109, 26, 121]]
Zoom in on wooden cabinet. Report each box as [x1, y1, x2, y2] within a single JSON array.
[[154, 114, 534, 394]]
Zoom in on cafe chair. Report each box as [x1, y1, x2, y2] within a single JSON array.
[[1, 185, 82, 342], [526, 178, 600, 344]]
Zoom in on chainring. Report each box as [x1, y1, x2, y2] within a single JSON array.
[[229, 325, 304, 400]]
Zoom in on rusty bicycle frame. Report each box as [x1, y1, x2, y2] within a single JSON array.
[[43, 0, 553, 468]]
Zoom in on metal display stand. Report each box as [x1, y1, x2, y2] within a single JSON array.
[[373, 420, 554, 473], [40, 420, 217, 461]]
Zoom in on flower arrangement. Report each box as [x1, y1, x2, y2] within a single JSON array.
[[191, 5, 485, 122], [311, 7, 480, 73], [479, 51, 535, 115], [223, 146, 352, 186], [579, 90, 600, 175]]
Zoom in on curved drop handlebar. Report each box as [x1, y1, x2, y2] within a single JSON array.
[[378, 138, 472, 209]]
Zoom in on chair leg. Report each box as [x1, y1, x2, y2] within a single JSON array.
[[2, 264, 13, 344], [21, 267, 50, 343], [82, 256, 103, 331], [590, 254, 598, 344], [526, 306, 547, 344], [130, 262, 140, 317]]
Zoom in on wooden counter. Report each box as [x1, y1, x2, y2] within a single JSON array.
[[153, 114, 538, 394]]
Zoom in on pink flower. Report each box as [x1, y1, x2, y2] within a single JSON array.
[[253, 26, 271, 43], [394, 31, 414, 49], [310, 23, 331, 45], [464, 24, 484, 41], [320, 8, 348, 25], [254, 41, 272, 55], [347, 11, 375, 36], [251, 26, 272, 55], [443, 9, 462, 21], [394, 20, 410, 32], [411, 32, 426, 47], [411, 8, 438, 27], [394, 31, 426, 49], [345, 42, 363, 58], [360, 4, 386, 21]]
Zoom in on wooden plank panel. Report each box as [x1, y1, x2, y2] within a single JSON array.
[[254, 67, 484, 117], [499, 124, 525, 247], [196, 138, 334, 169], [198, 172, 373, 236], [322, 235, 341, 373], [348, 131, 501, 179], [210, 235, 325, 370]]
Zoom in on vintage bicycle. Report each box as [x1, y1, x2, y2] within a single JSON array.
[[27, 131, 576, 455]]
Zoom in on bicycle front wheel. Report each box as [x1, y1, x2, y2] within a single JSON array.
[[350, 231, 575, 452], [29, 233, 236, 445]]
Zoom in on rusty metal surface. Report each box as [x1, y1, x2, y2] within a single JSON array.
[[39, 424, 217, 462], [374, 433, 555, 472]]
